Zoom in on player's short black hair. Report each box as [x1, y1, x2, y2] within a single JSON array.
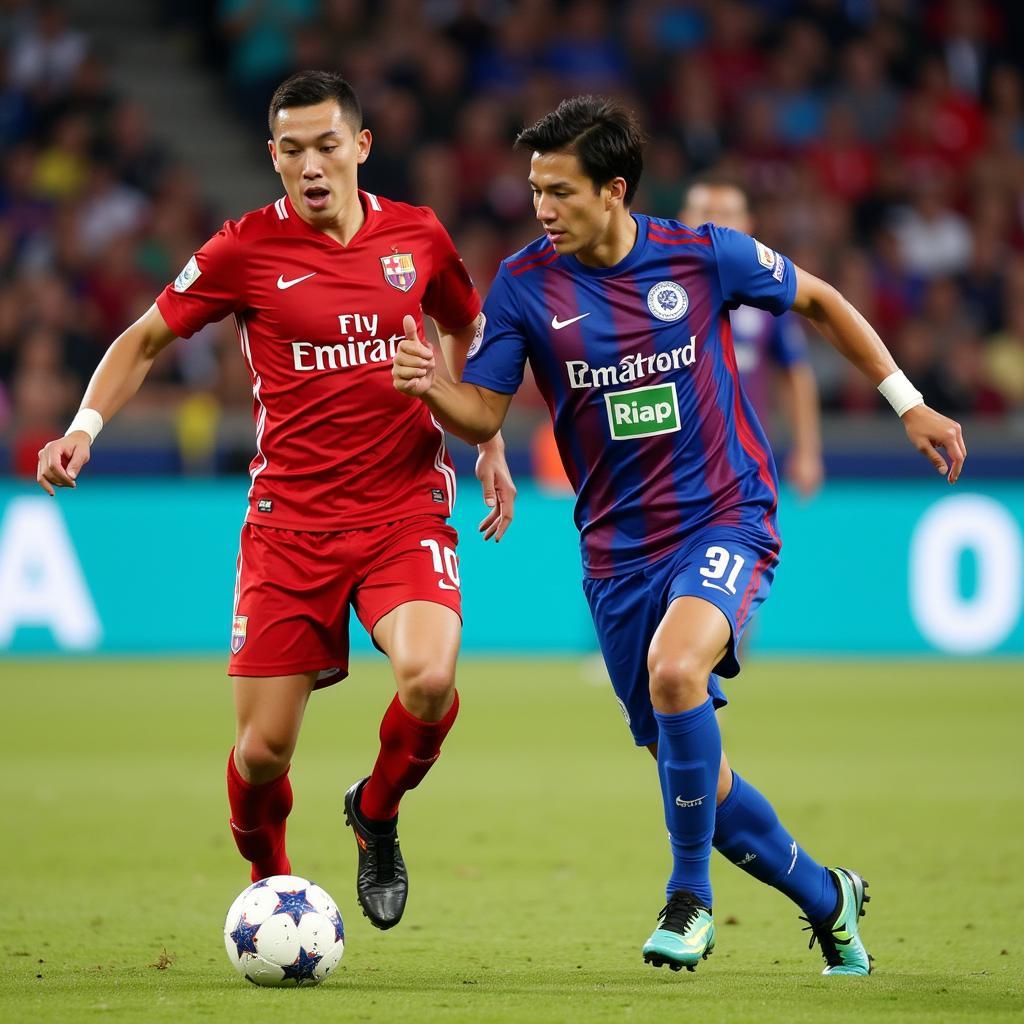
[[268, 71, 362, 135], [515, 95, 645, 205]]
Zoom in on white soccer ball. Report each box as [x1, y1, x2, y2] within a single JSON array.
[[223, 874, 345, 987]]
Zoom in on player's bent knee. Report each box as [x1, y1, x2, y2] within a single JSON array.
[[235, 731, 295, 778], [647, 652, 712, 711], [395, 663, 455, 716]]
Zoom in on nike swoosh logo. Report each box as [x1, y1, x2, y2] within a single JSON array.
[[701, 580, 734, 596], [277, 272, 317, 290], [438, 581, 459, 591], [551, 312, 590, 330]]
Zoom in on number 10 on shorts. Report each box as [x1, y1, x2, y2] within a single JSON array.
[[420, 539, 460, 591], [700, 545, 745, 596]]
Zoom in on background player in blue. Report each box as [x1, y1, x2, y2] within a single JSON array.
[[681, 176, 824, 499], [392, 96, 966, 975]]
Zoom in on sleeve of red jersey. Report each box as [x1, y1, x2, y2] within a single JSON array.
[[420, 210, 481, 330], [155, 221, 246, 339]]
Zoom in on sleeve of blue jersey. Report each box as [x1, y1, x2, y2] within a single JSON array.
[[769, 311, 808, 368], [709, 225, 797, 317], [459, 264, 528, 395]]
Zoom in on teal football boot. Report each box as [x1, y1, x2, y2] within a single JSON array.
[[802, 867, 872, 976], [642, 890, 715, 972]]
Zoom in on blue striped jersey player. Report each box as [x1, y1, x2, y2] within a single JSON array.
[[392, 96, 966, 975]]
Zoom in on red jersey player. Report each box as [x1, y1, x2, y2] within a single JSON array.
[[35, 71, 516, 931]]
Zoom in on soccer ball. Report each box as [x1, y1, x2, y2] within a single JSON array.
[[223, 874, 345, 986]]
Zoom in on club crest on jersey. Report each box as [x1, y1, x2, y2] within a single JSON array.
[[231, 615, 247, 654], [380, 253, 417, 292], [647, 281, 688, 322]]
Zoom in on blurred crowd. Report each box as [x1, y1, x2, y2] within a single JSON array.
[[2, 0, 1024, 476]]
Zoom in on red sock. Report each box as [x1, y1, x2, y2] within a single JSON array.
[[226, 748, 293, 882], [360, 691, 460, 821]]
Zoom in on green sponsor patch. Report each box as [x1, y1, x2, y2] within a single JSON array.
[[604, 382, 680, 439]]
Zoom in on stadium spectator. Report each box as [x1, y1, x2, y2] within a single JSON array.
[[217, 0, 318, 123], [7, 0, 86, 97], [3, 0, 1024, 478], [890, 176, 972, 280]]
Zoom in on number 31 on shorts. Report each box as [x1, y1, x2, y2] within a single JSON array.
[[699, 545, 745, 596], [420, 538, 460, 591]]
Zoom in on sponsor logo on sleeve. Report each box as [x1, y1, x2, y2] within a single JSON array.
[[604, 382, 681, 440], [647, 281, 688, 322], [173, 255, 201, 293], [772, 251, 785, 283], [467, 313, 486, 358], [754, 239, 775, 269]]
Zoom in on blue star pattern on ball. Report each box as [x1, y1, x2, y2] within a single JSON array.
[[273, 888, 318, 926], [329, 909, 345, 943], [229, 914, 260, 957], [281, 946, 322, 983]]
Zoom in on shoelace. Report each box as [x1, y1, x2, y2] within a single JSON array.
[[367, 830, 397, 882], [799, 916, 846, 967], [658, 891, 704, 936]]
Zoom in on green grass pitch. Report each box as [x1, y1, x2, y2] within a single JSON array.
[[2, 657, 1022, 1023]]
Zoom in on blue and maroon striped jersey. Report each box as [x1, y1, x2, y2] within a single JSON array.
[[462, 216, 796, 578]]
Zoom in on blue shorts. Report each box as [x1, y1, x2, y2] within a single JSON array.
[[582, 527, 779, 746]]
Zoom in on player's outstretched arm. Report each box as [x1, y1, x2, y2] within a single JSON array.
[[36, 303, 178, 495], [790, 268, 966, 484]]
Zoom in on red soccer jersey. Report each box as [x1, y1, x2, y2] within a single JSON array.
[[156, 191, 480, 531]]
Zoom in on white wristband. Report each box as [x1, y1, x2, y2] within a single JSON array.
[[877, 370, 923, 417], [65, 408, 103, 443]]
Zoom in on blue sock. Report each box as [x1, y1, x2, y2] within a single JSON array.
[[654, 698, 721, 909], [712, 771, 836, 923]]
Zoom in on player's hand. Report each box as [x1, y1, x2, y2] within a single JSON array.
[[902, 404, 966, 484], [392, 314, 436, 397], [476, 438, 517, 542], [784, 446, 824, 499], [36, 432, 91, 496]]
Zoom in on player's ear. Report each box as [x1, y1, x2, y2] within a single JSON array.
[[356, 128, 372, 165], [605, 176, 627, 209], [268, 139, 280, 173]]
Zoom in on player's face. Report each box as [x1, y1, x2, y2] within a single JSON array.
[[528, 150, 626, 260], [680, 184, 752, 233], [268, 100, 371, 225]]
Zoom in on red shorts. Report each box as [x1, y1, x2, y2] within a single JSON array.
[[228, 515, 461, 687]]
